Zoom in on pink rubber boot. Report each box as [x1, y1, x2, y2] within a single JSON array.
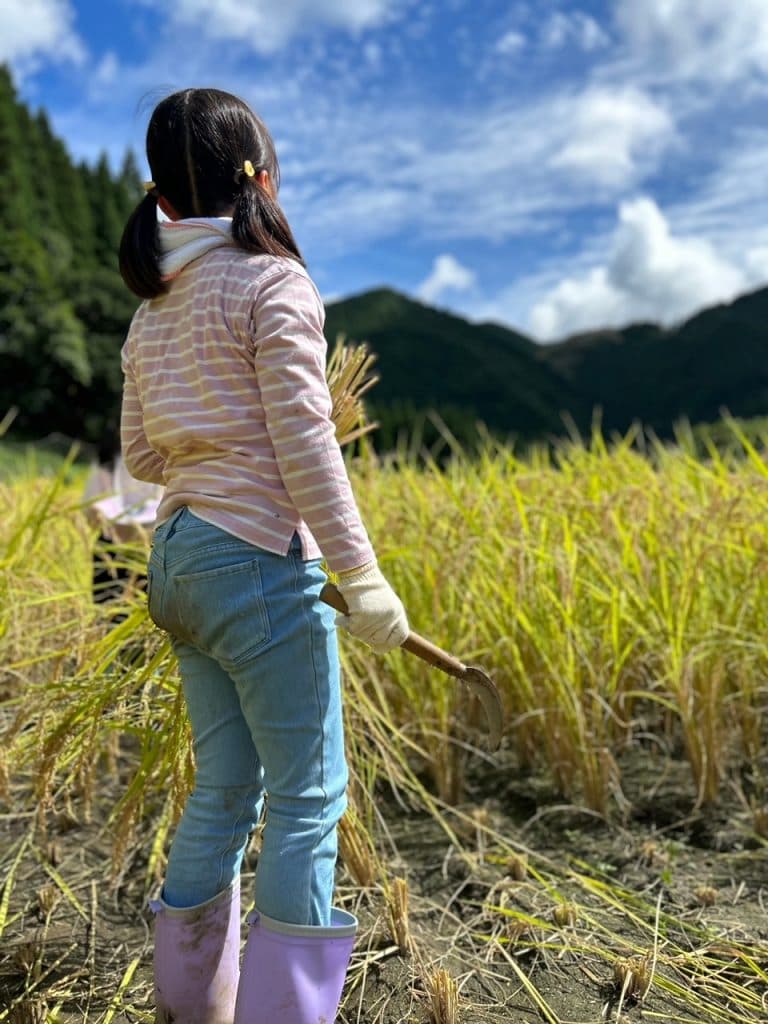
[[233, 907, 357, 1023], [150, 880, 241, 1024]]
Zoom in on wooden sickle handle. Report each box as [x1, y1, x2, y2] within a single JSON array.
[[319, 582, 468, 679]]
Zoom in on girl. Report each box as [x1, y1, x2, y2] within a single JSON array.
[[119, 88, 408, 1024]]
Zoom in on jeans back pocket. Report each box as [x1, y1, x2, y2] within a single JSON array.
[[174, 559, 271, 666]]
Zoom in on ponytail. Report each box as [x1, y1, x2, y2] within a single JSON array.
[[232, 178, 305, 267], [119, 193, 166, 300]]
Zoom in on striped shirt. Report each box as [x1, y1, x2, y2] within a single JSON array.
[[120, 225, 375, 573]]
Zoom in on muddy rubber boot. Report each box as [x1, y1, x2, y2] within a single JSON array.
[[233, 907, 357, 1024], [150, 880, 240, 1024]]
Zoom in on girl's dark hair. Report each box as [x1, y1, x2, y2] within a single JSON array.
[[119, 88, 304, 299]]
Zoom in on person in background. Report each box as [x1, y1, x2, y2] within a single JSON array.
[[118, 87, 409, 1024], [83, 432, 161, 609]]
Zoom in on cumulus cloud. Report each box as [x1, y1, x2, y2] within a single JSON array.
[[141, 0, 404, 52], [542, 12, 610, 52], [529, 198, 766, 340], [615, 0, 768, 83], [0, 0, 84, 66], [550, 87, 674, 188], [417, 254, 476, 304]]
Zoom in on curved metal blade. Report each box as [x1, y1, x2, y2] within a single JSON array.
[[461, 666, 503, 752]]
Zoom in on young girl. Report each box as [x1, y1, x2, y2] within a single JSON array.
[[119, 88, 408, 1024]]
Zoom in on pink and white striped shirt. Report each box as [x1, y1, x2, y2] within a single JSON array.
[[120, 218, 375, 573]]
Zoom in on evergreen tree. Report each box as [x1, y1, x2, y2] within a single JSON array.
[[86, 153, 125, 268], [118, 149, 143, 221], [70, 263, 139, 438], [18, 108, 65, 237], [0, 66, 35, 232], [35, 109, 95, 266], [0, 228, 91, 436]]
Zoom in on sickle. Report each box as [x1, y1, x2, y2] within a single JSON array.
[[320, 582, 503, 752]]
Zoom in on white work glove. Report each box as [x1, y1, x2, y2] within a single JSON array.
[[335, 563, 409, 653]]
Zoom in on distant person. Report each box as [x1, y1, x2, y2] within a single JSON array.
[[118, 88, 409, 1024], [83, 437, 161, 609]]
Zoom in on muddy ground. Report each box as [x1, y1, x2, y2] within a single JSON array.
[[2, 741, 767, 1023]]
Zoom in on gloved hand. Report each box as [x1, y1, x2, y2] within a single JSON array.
[[335, 562, 409, 653]]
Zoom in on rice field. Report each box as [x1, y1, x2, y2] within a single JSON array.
[[1, 420, 768, 1022]]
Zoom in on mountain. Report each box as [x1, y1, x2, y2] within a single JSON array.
[[324, 285, 768, 446], [324, 288, 585, 446], [542, 287, 768, 435]]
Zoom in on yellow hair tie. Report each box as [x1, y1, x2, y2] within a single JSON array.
[[242, 160, 256, 178], [143, 180, 158, 193]]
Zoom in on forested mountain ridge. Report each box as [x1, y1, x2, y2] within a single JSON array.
[[1, 64, 766, 454], [539, 287, 768, 435], [324, 285, 768, 445], [323, 288, 587, 447]]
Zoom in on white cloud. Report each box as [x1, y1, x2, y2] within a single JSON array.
[[542, 12, 610, 52], [142, 0, 404, 52], [615, 0, 768, 83], [745, 248, 768, 280], [529, 198, 766, 340], [0, 0, 84, 66], [281, 80, 677, 263], [550, 87, 675, 188], [92, 51, 119, 86], [417, 254, 476, 304], [662, 133, 768, 261], [496, 30, 526, 55]]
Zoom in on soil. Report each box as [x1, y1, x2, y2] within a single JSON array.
[[1, 742, 767, 1023]]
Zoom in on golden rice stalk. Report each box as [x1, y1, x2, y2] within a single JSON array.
[[338, 809, 379, 888], [613, 954, 652, 1001], [0, 406, 18, 437], [386, 876, 412, 955], [101, 955, 141, 1024], [326, 335, 380, 447], [427, 968, 460, 1024], [36, 886, 59, 919], [0, 836, 30, 941], [753, 806, 768, 837], [506, 852, 528, 881], [694, 885, 718, 906], [8, 999, 48, 1024], [552, 901, 578, 927], [0, 750, 9, 803]]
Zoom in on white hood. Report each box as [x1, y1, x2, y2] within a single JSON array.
[[158, 217, 235, 281]]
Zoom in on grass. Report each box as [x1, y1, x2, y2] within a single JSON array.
[[1, 417, 768, 1020]]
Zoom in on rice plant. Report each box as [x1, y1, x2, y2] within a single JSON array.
[[3, 409, 768, 1020]]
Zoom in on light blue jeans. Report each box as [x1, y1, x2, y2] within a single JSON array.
[[146, 507, 347, 927]]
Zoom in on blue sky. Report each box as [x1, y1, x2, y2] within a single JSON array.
[[4, 0, 768, 341]]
